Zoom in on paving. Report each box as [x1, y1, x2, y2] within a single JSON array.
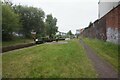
[[80, 39, 118, 78]]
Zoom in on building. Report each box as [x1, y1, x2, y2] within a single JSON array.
[[76, 29, 84, 35], [80, 29, 84, 34], [98, 0, 120, 44], [76, 29, 80, 35], [98, 0, 120, 18]]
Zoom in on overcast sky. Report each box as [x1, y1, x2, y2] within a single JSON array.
[[9, 0, 99, 34]]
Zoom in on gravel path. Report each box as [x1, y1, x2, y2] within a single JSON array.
[[45, 41, 68, 44], [80, 39, 118, 78]]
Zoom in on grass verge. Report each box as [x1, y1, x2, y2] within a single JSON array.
[[3, 39, 97, 78], [83, 38, 118, 71], [2, 38, 33, 47]]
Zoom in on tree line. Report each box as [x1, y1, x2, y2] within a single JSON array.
[[2, 0, 58, 41]]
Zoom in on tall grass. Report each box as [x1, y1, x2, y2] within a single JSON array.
[[83, 38, 118, 71]]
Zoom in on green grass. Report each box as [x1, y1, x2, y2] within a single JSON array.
[[0, 42, 2, 47], [3, 39, 98, 78], [83, 38, 118, 71], [2, 38, 33, 47], [0, 54, 2, 78]]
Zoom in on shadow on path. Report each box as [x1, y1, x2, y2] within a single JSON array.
[[80, 38, 118, 78]]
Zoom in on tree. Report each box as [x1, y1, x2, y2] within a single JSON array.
[[88, 22, 93, 27], [2, 2, 21, 41], [0, 2, 1, 24], [2, 1, 58, 40], [45, 14, 58, 39], [67, 30, 74, 38], [13, 5, 45, 38], [67, 30, 73, 36]]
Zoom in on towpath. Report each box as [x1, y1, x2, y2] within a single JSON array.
[[80, 39, 118, 78]]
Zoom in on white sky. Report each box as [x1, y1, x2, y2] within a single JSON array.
[[9, 0, 99, 34]]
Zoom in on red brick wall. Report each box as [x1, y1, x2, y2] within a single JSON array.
[[106, 5, 120, 29], [118, 5, 120, 30], [105, 5, 120, 44], [81, 5, 120, 44]]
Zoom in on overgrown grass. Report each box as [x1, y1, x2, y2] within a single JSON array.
[[0, 54, 2, 78], [0, 41, 1, 48], [83, 38, 118, 71], [2, 38, 33, 47], [3, 39, 98, 78]]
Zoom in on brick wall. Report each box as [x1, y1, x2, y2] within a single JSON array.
[[106, 5, 120, 44], [81, 5, 120, 44], [81, 17, 107, 41], [106, 5, 119, 29]]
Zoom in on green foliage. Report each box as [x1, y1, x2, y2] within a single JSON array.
[[45, 14, 58, 38], [13, 5, 45, 38], [2, 1, 58, 41], [67, 30, 74, 39], [2, 2, 21, 41], [0, 1, 2, 42], [67, 30, 73, 36]]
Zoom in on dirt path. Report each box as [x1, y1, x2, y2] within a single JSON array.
[[80, 39, 118, 78], [45, 41, 68, 44]]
